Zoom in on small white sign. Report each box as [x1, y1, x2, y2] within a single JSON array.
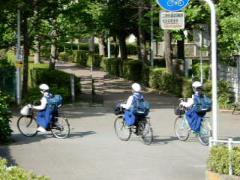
[[160, 11, 185, 30]]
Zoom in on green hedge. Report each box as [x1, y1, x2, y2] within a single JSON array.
[[29, 68, 80, 103], [59, 51, 74, 62], [0, 59, 15, 96], [103, 58, 121, 77], [0, 158, 50, 179], [87, 53, 102, 68], [0, 91, 12, 143], [208, 146, 240, 176], [123, 60, 143, 82], [74, 50, 88, 66], [149, 68, 182, 96]]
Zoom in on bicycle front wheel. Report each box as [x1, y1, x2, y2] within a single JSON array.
[[198, 120, 212, 146], [139, 120, 153, 145], [114, 116, 131, 141], [17, 116, 38, 137], [51, 115, 70, 139], [174, 116, 190, 141]]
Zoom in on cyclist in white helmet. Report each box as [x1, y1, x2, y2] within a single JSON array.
[[120, 83, 149, 130], [185, 81, 212, 133], [121, 83, 142, 110], [28, 84, 53, 132]]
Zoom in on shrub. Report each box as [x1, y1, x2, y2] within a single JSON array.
[[103, 58, 121, 76], [208, 146, 240, 176], [87, 53, 102, 68], [127, 44, 138, 55], [123, 60, 143, 82], [0, 158, 50, 179], [30, 68, 80, 102], [74, 50, 88, 66], [182, 79, 193, 98], [192, 62, 210, 80], [149, 68, 182, 96], [203, 80, 234, 109], [0, 59, 16, 96], [6, 50, 16, 65], [0, 91, 12, 143], [59, 51, 74, 62]]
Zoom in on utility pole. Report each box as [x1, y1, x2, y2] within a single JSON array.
[[150, 4, 154, 66], [107, 0, 111, 59], [16, 9, 22, 105]]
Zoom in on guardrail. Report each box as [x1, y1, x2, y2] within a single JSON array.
[[209, 137, 240, 176]]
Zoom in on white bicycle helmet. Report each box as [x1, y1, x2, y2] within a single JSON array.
[[192, 81, 202, 88], [39, 84, 49, 92], [132, 83, 141, 92]]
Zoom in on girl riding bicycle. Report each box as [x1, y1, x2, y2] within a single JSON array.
[[181, 81, 212, 133], [28, 84, 58, 133]]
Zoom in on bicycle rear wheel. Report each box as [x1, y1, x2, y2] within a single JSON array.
[[139, 120, 153, 145], [51, 115, 70, 139], [17, 116, 38, 137], [114, 116, 131, 141], [174, 116, 190, 141], [198, 119, 212, 146]]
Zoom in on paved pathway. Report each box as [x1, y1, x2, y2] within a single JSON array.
[[0, 64, 240, 180]]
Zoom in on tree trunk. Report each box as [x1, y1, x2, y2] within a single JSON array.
[[138, 0, 147, 63], [34, 36, 40, 64], [22, 15, 29, 96], [118, 34, 127, 60], [113, 36, 118, 58], [164, 30, 173, 74], [50, 42, 57, 70], [98, 36, 106, 56], [177, 33, 185, 74]]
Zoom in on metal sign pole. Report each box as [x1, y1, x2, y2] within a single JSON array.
[[203, 0, 218, 141], [16, 9, 21, 105]]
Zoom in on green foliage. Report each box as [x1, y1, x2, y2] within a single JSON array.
[[0, 91, 12, 143], [0, 158, 50, 180], [74, 50, 88, 66], [123, 60, 143, 82], [0, 59, 15, 96], [203, 80, 234, 109], [127, 44, 138, 55], [208, 146, 240, 176], [218, 80, 235, 109], [6, 50, 16, 65], [87, 53, 102, 68], [59, 51, 74, 62], [30, 68, 80, 102], [192, 62, 210, 80], [103, 58, 121, 77], [182, 79, 193, 98], [149, 68, 182, 96]]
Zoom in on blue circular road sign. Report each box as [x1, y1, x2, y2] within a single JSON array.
[[156, 0, 190, 12]]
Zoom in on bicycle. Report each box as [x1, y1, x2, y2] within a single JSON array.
[[174, 99, 212, 146], [113, 102, 153, 145], [17, 107, 70, 139], [167, 0, 184, 6]]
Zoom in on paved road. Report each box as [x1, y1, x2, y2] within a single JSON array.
[[1, 64, 240, 180]]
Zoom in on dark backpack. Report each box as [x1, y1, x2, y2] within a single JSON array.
[[47, 94, 63, 108], [131, 96, 150, 116]]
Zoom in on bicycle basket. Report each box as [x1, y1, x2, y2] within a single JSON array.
[[20, 105, 30, 116], [114, 103, 124, 115], [174, 107, 185, 115]]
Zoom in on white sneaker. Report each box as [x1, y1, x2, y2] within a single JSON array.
[[37, 126, 46, 133]]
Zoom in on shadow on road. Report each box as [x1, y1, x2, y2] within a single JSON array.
[[68, 131, 96, 139], [152, 136, 179, 145]]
